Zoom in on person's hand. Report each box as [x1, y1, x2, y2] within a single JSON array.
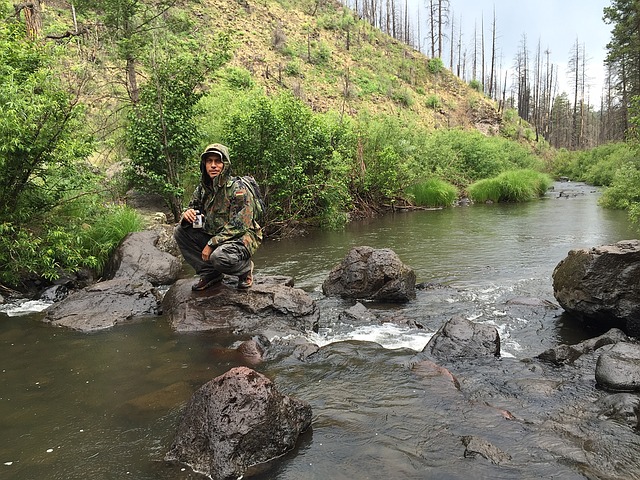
[[201, 244, 213, 261], [183, 208, 197, 223]]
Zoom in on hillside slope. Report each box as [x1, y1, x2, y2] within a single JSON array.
[[196, 0, 502, 134]]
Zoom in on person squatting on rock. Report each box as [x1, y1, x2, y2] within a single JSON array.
[[174, 143, 263, 291]]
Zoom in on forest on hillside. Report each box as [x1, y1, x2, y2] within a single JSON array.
[[341, 0, 637, 149], [2, 0, 640, 292]]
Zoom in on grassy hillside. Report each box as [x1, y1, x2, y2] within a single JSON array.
[[196, 0, 502, 132], [40, 0, 504, 144]]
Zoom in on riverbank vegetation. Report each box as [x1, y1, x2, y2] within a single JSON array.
[[0, 0, 635, 291]]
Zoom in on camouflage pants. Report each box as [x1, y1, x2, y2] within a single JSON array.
[[173, 224, 252, 279]]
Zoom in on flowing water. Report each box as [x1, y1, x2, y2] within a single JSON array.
[[1, 182, 639, 480]]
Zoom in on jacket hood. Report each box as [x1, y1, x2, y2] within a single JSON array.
[[200, 143, 231, 187]]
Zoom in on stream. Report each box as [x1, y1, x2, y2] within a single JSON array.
[[1, 181, 639, 479]]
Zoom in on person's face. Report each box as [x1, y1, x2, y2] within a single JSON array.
[[204, 154, 224, 179]]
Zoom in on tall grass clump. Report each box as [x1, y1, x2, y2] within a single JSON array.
[[468, 169, 552, 203], [80, 205, 144, 273], [406, 178, 458, 207]]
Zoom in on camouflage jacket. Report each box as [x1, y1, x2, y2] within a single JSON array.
[[188, 178, 263, 256], [188, 143, 262, 256]]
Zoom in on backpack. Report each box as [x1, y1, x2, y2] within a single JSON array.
[[236, 175, 266, 225]]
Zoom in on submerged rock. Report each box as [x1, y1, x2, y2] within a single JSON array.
[[165, 366, 312, 479], [462, 435, 511, 465], [322, 246, 416, 302], [552, 240, 640, 336]]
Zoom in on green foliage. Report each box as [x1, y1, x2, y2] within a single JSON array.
[[551, 142, 638, 186], [391, 87, 413, 107], [0, 20, 93, 222], [469, 79, 482, 92], [420, 129, 543, 185], [285, 59, 302, 76], [80, 204, 144, 273], [0, 177, 143, 287], [201, 89, 353, 226], [125, 34, 230, 221], [468, 169, 552, 203], [599, 162, 640, 210], [224, 66, 254, 90], [406, 178, 458, 207], [428, 57, 444, 74], [310, 41, 332, 65], [425, 94, 441, 109]]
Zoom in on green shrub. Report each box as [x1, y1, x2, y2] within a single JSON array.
[[391, 87, 413, 107], [224, 66, 254, 90], [406, 178, 458, 207], [428, 57, 444, 74], [311, 41, 331, 64], [420, 129, 543, 184], [468, 169, 552, 203], [80, 205, 144, 273], [599, 162, 640, 210], [426, 94, 441, 109], [285, 60, 301, 76], [469, 79, 482, 92]]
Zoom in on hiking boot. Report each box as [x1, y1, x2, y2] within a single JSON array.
[[191, 274, 223, 291], [237, 261, 254, 289]]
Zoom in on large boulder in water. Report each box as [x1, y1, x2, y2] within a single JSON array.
[[42, 229, 178, 331], [322, 246, 416, 302], [165, 366, 312, 479], [552, 240, 640, 336], [162, 276, 319, 337]]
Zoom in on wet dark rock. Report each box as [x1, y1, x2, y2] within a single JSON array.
[[595, 342, 640, 392], [338, 301, 378, 323], [596, 393, 640, 428], [103, 230, 182, 286], [163, 277, 319, 337], [322, 246, 416, 302], [43, 278, 160, 331], [422, 316, 501, 359], [536, 328, 629, 365], [165, 366, 312, 479], [552, 240, 640, 336], [38, 284, 69, 303], [461, 436, 511, 464]]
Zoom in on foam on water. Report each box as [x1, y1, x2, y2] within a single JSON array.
[[0, 300, 52, 317], [309, 322, 433, 352]]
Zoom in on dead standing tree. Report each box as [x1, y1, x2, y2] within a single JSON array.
[[14, 0, 42, 39]]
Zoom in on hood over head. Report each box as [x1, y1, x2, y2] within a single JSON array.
[[200, 143, 231, 187]]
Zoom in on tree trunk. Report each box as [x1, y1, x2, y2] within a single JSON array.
[[15, 1, 42, 39]]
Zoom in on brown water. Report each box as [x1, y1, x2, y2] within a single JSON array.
[[1, 182, 639, 479]]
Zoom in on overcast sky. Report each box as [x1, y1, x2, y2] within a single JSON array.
[[406, 0, 612, 103]]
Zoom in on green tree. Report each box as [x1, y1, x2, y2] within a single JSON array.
[[0, 15, 92, 222], [74, 0, 181, 103], [125, 35, 230, 221], [603, 0, 640, 135]]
